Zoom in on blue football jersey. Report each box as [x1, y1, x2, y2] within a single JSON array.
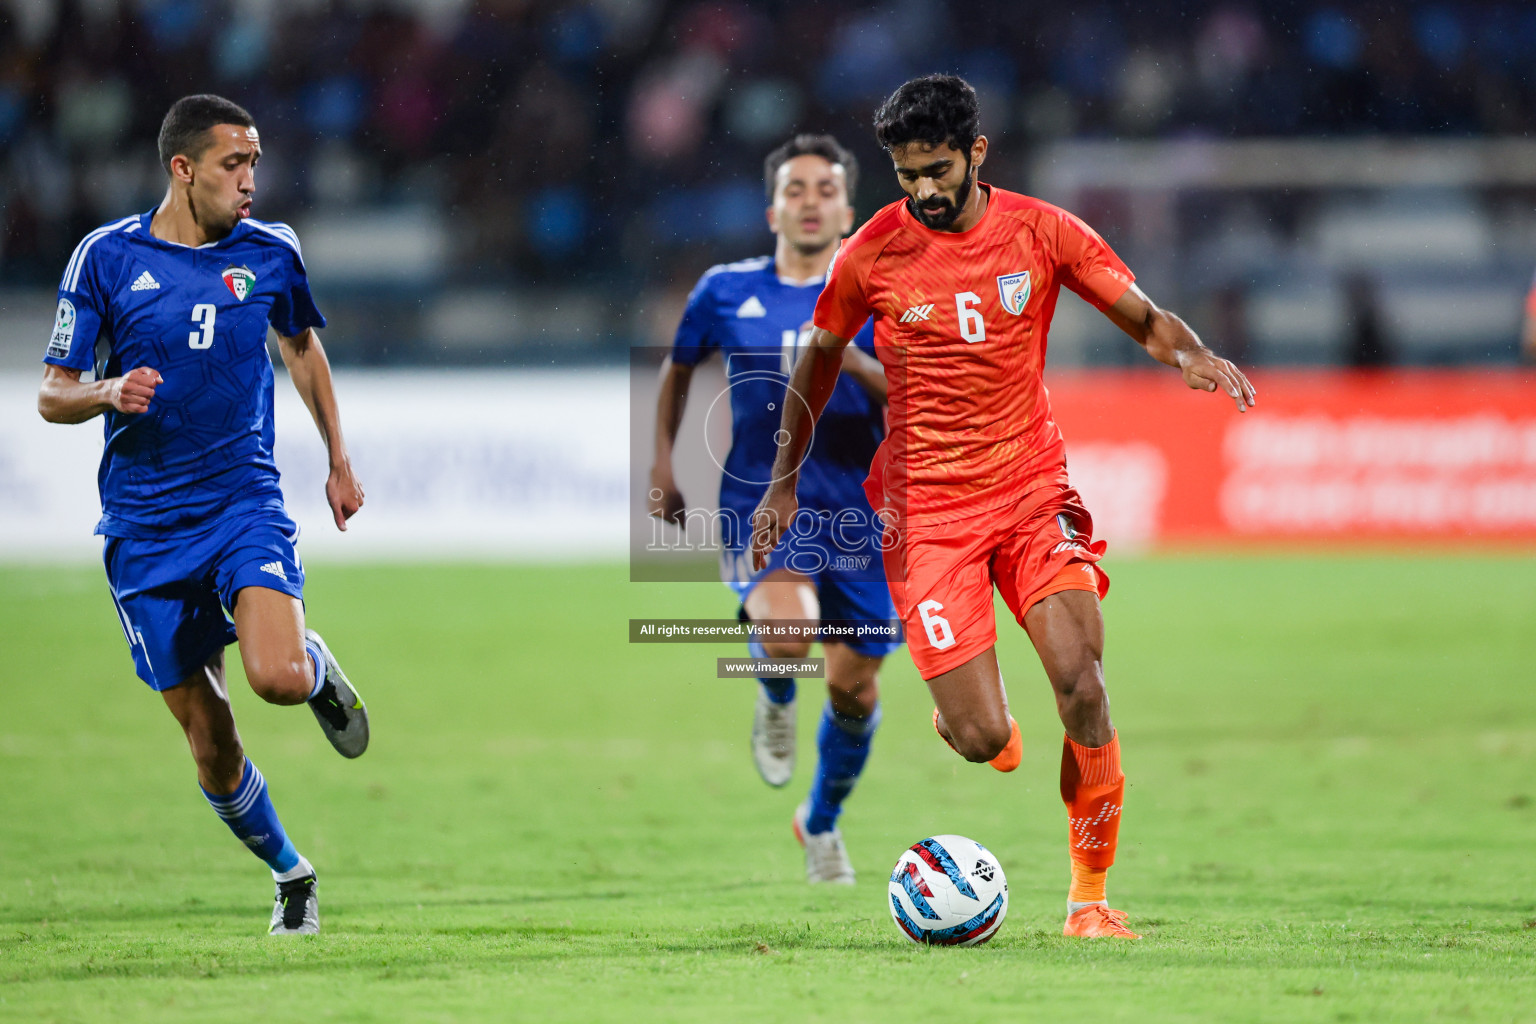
[[44, 210, 325, 537], [671, 256, 884, 543]]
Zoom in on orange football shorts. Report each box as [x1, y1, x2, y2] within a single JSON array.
[[883, 484, 1110, 680]]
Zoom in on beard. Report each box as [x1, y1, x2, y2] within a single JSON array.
[[910, 161, 975, 230]]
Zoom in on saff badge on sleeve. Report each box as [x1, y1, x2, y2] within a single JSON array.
[[996, 270, 1031, 316], [47, 298, 76, 359]]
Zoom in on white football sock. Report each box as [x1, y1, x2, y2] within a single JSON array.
[[274, 854, 314, 882]]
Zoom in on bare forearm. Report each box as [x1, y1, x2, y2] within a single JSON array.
[[281, 332, 348, 465], [38, 375, 114, 423], [295, 364, 343, 458], [750, 329, 847, 569], [652, 359, 694, 473], [280, 330, 365, 528], [1142, 308, 1255, 408], [1107, 286, 1210, 367], [1105, 284, 1255, 410], [768, 339, 844, 488], [1136, 305, 1204, 368]]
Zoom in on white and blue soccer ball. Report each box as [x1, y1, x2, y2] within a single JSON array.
[[888, 835, 1009, 946]]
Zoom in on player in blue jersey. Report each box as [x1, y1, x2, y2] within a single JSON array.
[[36, 95, 368, 935], [649, 135, 901, 883]]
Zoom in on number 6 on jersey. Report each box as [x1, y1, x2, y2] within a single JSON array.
[[956, 291, 985, 343], [189, 303, 216, 349], [917, 599, 956, 650]]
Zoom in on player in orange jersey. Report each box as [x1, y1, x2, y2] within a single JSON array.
[[751, 75, 1256, 940]]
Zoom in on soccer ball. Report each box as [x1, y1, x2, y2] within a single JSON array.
[[887, 835, 1009, 946]]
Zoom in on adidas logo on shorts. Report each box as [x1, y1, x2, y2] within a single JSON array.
[[259, 561, 288, 581]]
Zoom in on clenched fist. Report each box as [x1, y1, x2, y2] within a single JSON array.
[[112, 367, 162, 414]]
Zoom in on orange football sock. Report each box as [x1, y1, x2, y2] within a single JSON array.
[[990, 716, 1022, 772], [1060, 732, 1124, 900], [1069, 863, 1107, 905]]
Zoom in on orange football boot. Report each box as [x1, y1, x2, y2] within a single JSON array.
[[931, 709, 1023, 772], [1062, 904, 1141, 939]]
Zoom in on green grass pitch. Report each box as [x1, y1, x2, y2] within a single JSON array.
[[2, 556, 1533, 1022]]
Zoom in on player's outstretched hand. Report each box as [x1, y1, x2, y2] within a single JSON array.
[[327, 457, 365, 531], [750, 486, 798, 571], [112, 367, 162, 414], [1178, 349, 1256, 412]]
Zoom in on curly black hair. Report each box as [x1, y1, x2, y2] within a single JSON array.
[[763, 134, 859, 202], [873, 75, 980, 155], [158, 94, 255, 172]]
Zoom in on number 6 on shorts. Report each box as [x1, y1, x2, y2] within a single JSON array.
[[917, 599, 956, 650]]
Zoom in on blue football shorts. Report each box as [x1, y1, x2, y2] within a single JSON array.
[[102, 508, 306, 691], [721, 510, 903, 658]]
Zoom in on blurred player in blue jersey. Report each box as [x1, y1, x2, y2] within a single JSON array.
[[36, 95, 368, 935], [649, 135, 901, 883]]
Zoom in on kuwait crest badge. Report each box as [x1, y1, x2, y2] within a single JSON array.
[[221, 266, 256, 301], [996, 270, 1031, 316]]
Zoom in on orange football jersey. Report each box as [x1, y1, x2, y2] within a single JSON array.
[[814, 185, 1134, 525]]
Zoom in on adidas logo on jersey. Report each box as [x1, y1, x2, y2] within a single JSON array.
[[130, 271, 159, 291], [259, 561, 288, 581], [900, 304, 935, 323], [736, 296, 766, 318]]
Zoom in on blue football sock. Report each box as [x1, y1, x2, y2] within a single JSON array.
[[806, 701, 881, 834], [201, 757, 301, 874], [748, 637, 796, 704], [303, 637, 326, 700]]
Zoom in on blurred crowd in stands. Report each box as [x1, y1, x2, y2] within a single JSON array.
[[2, 0, 1534, 363], [5, 1, 1535, 278]]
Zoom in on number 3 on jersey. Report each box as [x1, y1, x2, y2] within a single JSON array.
[[917, 599, 956, 650], [189, 303, 216, 349], [955, 292, 985, 343]]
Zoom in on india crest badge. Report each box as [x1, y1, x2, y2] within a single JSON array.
[[222, 266, 256, 301], [996, 270, 1031, 316]]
